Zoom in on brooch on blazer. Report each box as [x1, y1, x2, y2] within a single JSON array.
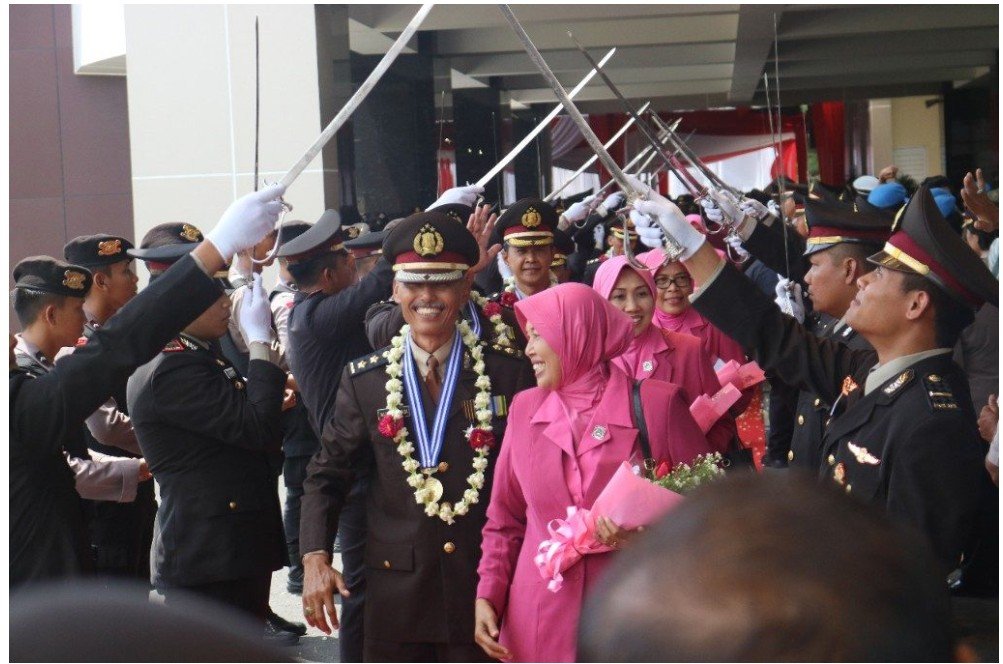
[[591, 425, 607, 440]]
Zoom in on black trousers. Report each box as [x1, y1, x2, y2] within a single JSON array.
[[363, 638, 491, 663], [162, 573, 271, 624], [282, 454, 312, 583], [338, 477, 369, 663]]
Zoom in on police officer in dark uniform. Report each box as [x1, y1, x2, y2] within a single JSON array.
[[63, 234, 158, 586], [127, 221, 288, 625], [582, 216, 640, 286], [634, 182, 997, 588], [299, 211, 534, 661], [9, 185, 283, 590]]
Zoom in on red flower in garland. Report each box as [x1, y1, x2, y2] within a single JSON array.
[[654, 460, 672, 479], [378, 414, 403, 439], [482, 301, 503, 318], [499, 292, 518, 307], [468, 428, 496, 450]]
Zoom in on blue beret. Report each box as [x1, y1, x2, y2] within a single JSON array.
[[933, 193, 959, 219], [867, 182, 908, 210]]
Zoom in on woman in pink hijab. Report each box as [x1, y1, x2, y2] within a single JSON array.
[[474, 283, 710, 663], [592, 255, 738, 454]]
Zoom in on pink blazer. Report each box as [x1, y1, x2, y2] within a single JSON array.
[[614, 326, 738, 454], [476, 368, 711, 662], [671, 312, 755, 415]]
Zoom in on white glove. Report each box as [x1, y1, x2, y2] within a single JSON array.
[[624, 174, 705, 260], [428, 185, 484, 210], [724, 234, 750, 262], [629, 210, 666, 249], [774, 277, 805, 323], [238, 274, 275, 345], [709, 188, 744, 226], [207, 185, 286, 260], [766, 199, 782, 224], [561, 194, 598, 225], [597, 191, 625, 216], [739, 198, 771, 222]]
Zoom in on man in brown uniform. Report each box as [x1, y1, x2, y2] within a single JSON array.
[[300, 211, 533, 661]]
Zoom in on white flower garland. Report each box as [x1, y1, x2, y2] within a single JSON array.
[[383, 321, 494, 525], [468, 292, 515, 347]]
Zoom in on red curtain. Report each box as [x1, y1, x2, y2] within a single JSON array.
[[811, 101, 845, 186]]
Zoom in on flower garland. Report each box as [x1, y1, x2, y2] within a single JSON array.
[[468, 292, 515, 347], [378, 320, 495, 525]]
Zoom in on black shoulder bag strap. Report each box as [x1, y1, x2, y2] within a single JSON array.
[[630, 379, 653, 463]]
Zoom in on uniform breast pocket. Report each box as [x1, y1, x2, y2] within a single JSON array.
[[364, 539, 414, 573]]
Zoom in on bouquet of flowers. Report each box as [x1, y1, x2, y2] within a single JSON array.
[[534, 454, 724, 592]]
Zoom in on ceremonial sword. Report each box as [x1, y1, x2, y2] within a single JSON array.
[[498, 4, 685, 268], [474, 47, 617, 189], [250, 3, 435, 268], [543, 102, 655, 203]]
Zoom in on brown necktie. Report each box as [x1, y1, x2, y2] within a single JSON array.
[[425, 355, 442, 404]]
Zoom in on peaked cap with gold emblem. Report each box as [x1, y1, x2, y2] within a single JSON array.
[[869, 184, 998, 308], [275, 210, 346, 264], [63, 234, 135, 268], [13, 256, 92, 297], [383, 210, 479, 283], [491, 198, 559, 247], [128, 222, 205, 269], [803, 196, 892, 256]]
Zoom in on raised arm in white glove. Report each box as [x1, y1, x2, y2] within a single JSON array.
[[739, 198, 773, 223], [774, 277, 805, 323], [724, 234, 750, 262], [428, 185, 484, 210], [623, 173, 706, 260], [559, 194, 598, 228], [207, 185, 286, 261], [238, 274, 275, 345], [597, 191, 625, 217]]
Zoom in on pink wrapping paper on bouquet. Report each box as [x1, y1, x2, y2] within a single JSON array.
[[689, 383, 742, 433], [534, 462, 683, 592], [716, 359, 766, 391]]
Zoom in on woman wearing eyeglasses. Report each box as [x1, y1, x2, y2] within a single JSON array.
[[592, 255, 737, 454]]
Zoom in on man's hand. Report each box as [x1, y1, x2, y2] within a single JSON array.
[[978, 394, 998, 443], [138, 460, 152, 483], [962, 169, 999, 233], [429, 185, 484, 211], [474, 598, 512, 660], [302, 553, 350, 634], [466, 203, 501, 279]]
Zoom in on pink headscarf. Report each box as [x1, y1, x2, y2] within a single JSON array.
[[591, 255, 667, 378], [515, 283, 635, 443], [636, 249, 696, 331]]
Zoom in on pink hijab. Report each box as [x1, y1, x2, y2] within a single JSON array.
[[515, 283, 634, 443], [591, 256, 666, 379], [637, 249, 701, 331]]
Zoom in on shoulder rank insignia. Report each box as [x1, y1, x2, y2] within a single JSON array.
[[882, 369, 914, 397], [847, 442, 880, 465], [163, 338, 186, 353], [923, 373, 958, 411], [486, 341, 524, 359], [349, 349, 391, 375]]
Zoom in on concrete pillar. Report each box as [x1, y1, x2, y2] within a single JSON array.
[[123, 4, 328, 281], [868, 99, 894, 176]]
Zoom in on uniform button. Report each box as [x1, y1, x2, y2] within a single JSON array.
[[814, 398, 821, 407], [827, 454, 836, 466], [437, 462, 449, 474], [845, 484, 852, 494], [235, 382, 245, 390], [228, 501, 238, 510], [443, 542, 456, 554], [787, 450, 794, 462], [797, 414, 805, 425], [383, 560, 391, 569]]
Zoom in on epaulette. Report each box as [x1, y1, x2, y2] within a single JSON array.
[[923, 373, 958, 411], [483, 340, 525, 359], [162, 338, 187, 353], [349, 348, 391, 375]]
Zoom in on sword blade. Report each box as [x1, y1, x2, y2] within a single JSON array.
[[544, 101, 651, 202], [475, 47, 616, 188], [253, 16, 260, 193], [279, 3, 435, 189]]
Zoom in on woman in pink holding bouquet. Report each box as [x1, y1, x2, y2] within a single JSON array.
[[592, 255, 738, 454], [474, 283, 711, 662]]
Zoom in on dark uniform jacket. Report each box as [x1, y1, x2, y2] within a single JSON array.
[[300, 342, 534, 643], [787, 313, 875, 471], [10, 256, 221, 589], [287, 260, 394, 440], [742, 218, 807, 282], [127, 335, 287, 588], [694, 264, 987, 575]]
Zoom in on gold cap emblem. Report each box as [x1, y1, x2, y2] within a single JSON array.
[[413, 224, 445, 257], [522, 207, 542, 229], [97, 239, 122, 256], [180, 224, 202, 242], [62, 270, 86, 290]]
